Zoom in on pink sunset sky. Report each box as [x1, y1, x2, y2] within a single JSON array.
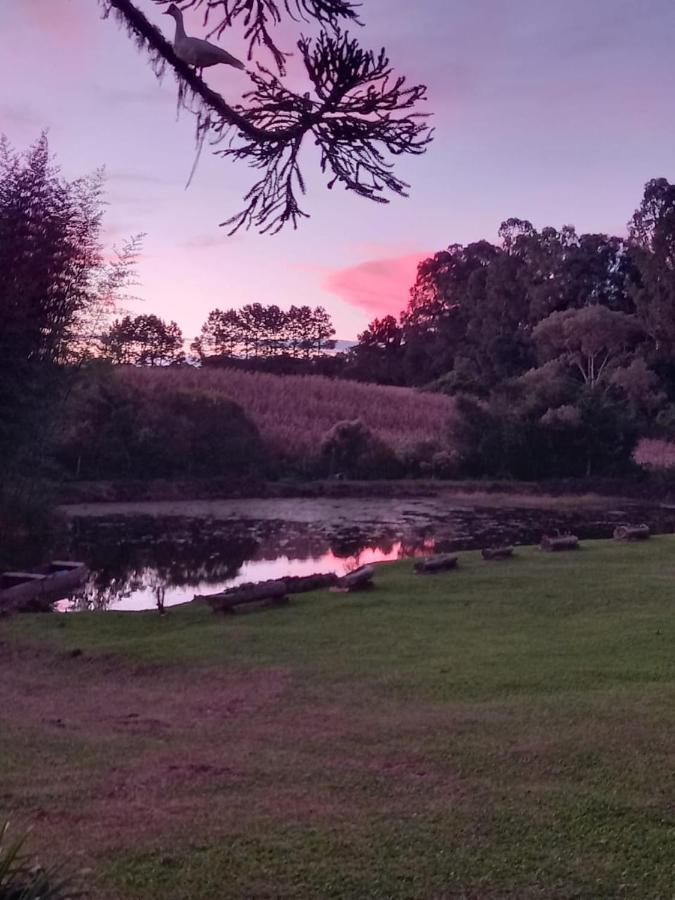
[[3, 0, 675, 341]]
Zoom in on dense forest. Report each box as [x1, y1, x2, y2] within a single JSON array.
[[339, 180, 675, 477]]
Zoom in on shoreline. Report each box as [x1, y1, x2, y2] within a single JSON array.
[[56, 474, 675, 513]]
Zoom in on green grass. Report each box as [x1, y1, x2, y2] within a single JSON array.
[[4, 537, 675, 898]]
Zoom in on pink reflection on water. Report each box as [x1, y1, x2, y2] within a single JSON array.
[[57, 540, 434, 612]]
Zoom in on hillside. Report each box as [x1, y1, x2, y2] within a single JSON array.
[[118, 367, 455, 460]]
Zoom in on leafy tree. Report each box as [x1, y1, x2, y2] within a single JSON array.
[[100, 314, 185, 366], [99, 0, 432, 233]]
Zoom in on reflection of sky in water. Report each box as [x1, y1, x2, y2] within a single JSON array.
[[58, 542, 429, 612]]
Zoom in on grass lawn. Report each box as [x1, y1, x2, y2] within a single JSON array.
[[3, 537, 675, 899]]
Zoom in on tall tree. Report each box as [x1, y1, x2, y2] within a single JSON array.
[[98, 0, 432, 233], [307, 306, 336, 356], [0, 134, 138, 475], [192, 308, 243, 358], [629, 178, 675, 357]]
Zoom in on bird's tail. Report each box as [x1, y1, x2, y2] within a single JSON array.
[[222, 51, 245, 70]]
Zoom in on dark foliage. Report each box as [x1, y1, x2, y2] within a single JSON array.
[[452, 387, 639, 479], [98, 0, 432, 233], [56, 366, 266, 479], [192, 303, 335, 360]]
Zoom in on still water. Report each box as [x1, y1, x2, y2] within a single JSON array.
[[52, 495, 675, 612]]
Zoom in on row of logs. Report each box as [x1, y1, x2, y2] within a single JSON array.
[[416, 523, 652, 573], [196, 524, 652, 610]]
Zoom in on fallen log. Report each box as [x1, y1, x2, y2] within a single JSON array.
[[330, 565, 375, 593], [481, 546, 514, 561], [613, 524, 650, 542], [540, 535, 579, 552], [414, 554, 458, 575], [284, 573, 339, 592], [196, 580, 288, 614]]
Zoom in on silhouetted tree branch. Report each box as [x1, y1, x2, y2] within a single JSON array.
[[98, 0, 432, 233]]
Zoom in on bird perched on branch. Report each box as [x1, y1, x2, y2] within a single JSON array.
[[163, 3, 245, 74]]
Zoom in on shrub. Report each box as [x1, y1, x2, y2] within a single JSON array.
[[57, 367, 266, 479], [319, 419, 401, 479], [0, 821, 80, 899]]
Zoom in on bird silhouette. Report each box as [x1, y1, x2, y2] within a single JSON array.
[[163, 4, 245, 75]]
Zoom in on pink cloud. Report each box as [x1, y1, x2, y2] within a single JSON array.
[[323, 252, 428, 320]]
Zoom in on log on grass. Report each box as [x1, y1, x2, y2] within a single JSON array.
[[284, 573, 339, 593], [540, 535, 579, 552], [197, 579, 288, 614], [481, 546, 514, 561], [613, 524, 650, 542], [331, 565, 375, 593], [414, 554, 458, 575]]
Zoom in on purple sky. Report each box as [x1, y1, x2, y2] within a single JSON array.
[[3, 0, 675, 340]]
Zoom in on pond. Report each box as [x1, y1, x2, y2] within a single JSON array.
[[50, 494, 675, 612]]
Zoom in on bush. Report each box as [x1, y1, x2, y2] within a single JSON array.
[[56, 367, 266, 479], [430, 449, 460, 479], [319, 419, 401, 479]]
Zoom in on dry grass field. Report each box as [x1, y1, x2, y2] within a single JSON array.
[[118, 367, 455, 459]]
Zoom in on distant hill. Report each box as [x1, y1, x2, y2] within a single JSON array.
[[333, 339, 356, 353]]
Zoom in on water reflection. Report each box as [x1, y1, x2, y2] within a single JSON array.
[[51, 499, 675, 613], [56, 517, 434, 611]]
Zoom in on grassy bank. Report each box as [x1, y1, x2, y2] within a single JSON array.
[[3, 538, 675, 898]]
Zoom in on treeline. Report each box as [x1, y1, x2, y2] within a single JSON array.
[[343, 180, 675, 476], [192, 304, 335, 360], [96, 304, 337, 369]]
